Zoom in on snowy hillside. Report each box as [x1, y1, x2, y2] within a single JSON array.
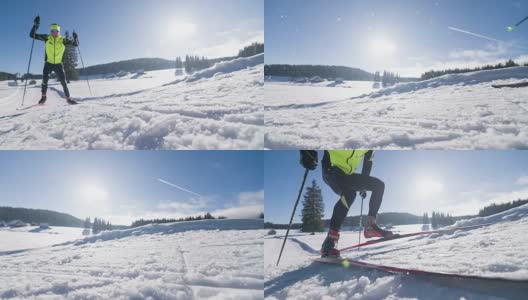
[[265, 204, 528, 299], [0, 219, 264, 299], [265, 67, 528, 149], [0, 54, 264, 150]]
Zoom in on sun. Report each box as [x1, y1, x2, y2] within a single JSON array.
[[80, 184, 109, 205], [369, 37, 397, 57], [415, 177, 444, 197], [168, 21, 197, 40]]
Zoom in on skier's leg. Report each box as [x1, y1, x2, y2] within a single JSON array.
[[320, 168, 356, 257], [55, 64, 71, 98], [345, 174, 385, 217], [41, 63, 51, 96], [39, 63, 51, 104], [343, 174, 391, 238]]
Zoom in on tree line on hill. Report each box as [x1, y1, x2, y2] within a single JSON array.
[[83, 217, 113, 234], [130, 212, 226, 228], [478, 199, 528, 217], [0, 206, 83, 227], [421, 59, 525, 80], [264, 64, 374, 81]]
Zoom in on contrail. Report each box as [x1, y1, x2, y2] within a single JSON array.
[[448, 27, 503, 43], [158, 179, 202, 197]]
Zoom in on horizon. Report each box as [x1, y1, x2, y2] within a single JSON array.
[[1, 0, 263, 74], [265, 0, 528, 77], [0, 151, 264, 226]]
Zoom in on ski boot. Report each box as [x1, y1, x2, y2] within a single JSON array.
[[364, 216, 394, 238], [66, 97, 78, 105], [38, 94, 47, 105], [320, 229, 341, 258]]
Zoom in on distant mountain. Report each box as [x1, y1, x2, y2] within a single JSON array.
[[0, 206, 84, 227], [264, 64, 375, 81], [0, 71, 16, 81]]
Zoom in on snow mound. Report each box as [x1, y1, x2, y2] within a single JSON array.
[[186, 54, 264, 83], [64, 219, 263, 246], [368, 66, 528, 98], [454, 203, 528, 227]]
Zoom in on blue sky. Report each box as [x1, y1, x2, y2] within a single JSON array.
[[265, 151, 528, 224], [265, 0, 528, 76], [1, 0, 263, 74], [0, 151, 263, 225]]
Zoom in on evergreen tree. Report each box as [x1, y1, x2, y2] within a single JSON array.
[[431, 212, 438, 228], [62, 31, 79, 81], [301, 180, 325, 233], [83, 217, 91, 229], [422, 213, 429, 224]]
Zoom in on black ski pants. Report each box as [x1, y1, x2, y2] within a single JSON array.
[[41, 62, 70, 98], [323, 167, 385, 231]]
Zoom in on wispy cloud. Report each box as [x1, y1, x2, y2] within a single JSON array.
[[517, 175, 528, 186]]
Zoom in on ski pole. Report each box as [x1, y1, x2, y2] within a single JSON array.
[[276, 168, 309, 266], [75, 34, 92, 97], [357, 194, 365, 254], [21, 15, 38, 107]]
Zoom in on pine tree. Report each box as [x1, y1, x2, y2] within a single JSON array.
[[431, 212, 437, 228], [422, 213, 429, 224], [62, 31, 79, 81], [301, 180, 325, 233]]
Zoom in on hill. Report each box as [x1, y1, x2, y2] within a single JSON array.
[[0, 206, 83, 227]]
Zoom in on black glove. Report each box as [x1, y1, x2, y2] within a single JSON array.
[[73, 32, 78, 40], [300, 150, 318, 170], [33, 16, 40, 28], [359, 191, 367, 198]]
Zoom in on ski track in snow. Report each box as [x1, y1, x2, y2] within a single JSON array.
[[0, 54, 264, 150], [264, 67, 528, 150], [0, 219, 264, 299], [265, 204, 528, 300]]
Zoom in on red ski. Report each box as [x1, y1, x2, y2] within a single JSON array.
[[339, 223, 494, 253]]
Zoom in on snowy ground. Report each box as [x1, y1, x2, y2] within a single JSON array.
[[265, 67, 528, 149], [265, 205, 528, 299], [0, 54, 264, 150], [0, 219, 264, 299], [0, 226, 84, 252]]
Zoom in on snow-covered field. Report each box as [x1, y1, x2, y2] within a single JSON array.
[[0, 226, 84, 252], [265, 205, 528, 299], [0, 219, 264, 299], [264, 78, 376, 107], [0, 54, 264, 150], [265, 67, 528, 149]]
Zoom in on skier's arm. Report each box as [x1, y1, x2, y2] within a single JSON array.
[[361, 150, 374, 177], [64, 32, 79, 47], [29, 25, 48, 41], [29, 16, 47, 41]]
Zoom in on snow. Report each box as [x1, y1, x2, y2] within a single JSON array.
[[0, 226, 84, 252], [0, 219, 264, 299], [265, 67, 528, 150], [265, 205, 528, 299], [0, 54, 263, 150]]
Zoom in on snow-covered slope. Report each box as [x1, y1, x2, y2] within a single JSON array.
[[0, 54, 263, 150], [0, 226, 84, 252], [0, 219, 264, 299], [265, 67, 528, 149], [265, 205, 528, 299]]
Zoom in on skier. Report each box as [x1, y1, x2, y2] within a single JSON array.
[[300, 150, 393, 258], [29, 16, 79, 105]]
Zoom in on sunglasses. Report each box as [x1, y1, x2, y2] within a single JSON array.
[[50, 30, 59, 33]]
